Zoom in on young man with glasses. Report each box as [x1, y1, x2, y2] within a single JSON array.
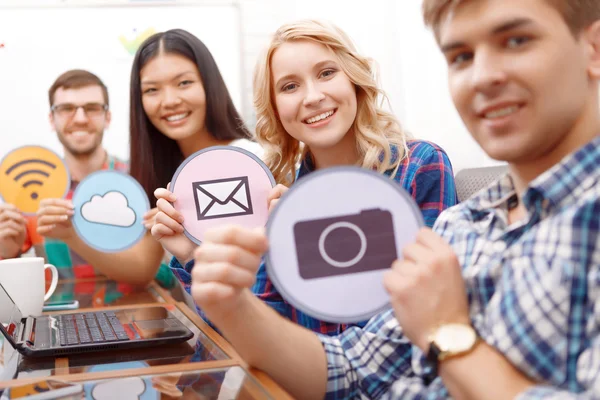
[[0, 70, 142, 281]]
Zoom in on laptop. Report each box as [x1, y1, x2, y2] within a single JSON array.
[[0, 282, 194, 357]]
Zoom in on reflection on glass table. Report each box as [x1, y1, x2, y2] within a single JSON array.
[[0, 337, 19, 383], [2, 366, 271, 400], [46, 280, 163, 309], [14, 305, 228, 380]]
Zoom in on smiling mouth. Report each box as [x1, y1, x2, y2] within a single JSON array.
[[164, 112, 191, 122], [69, 131, 93, 138], [303, 109, 337, 124], [482, 105, 521, 120]]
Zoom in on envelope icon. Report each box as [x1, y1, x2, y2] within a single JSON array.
[[192, 176, 254, 220]]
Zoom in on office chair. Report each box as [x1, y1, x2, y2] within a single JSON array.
[[454, 165, 509, 202]]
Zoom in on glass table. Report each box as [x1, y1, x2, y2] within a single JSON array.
[[0, 278, 292, 399]]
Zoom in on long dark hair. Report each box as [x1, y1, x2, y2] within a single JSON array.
[[129, 29, 252, 202]]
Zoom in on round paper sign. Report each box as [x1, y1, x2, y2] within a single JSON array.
[[171, 146, 275, 245], [0, 146, 70, 215], [72, 171, 150, 252], [266, 166, 424, 323]]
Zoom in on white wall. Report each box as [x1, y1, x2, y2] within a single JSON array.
[[0, 0, 499, 173]]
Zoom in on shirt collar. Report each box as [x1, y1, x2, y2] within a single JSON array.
[[468, 135, 600, 212], [525, 135, 600, 210]]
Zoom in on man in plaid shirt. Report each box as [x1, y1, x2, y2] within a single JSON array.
[[184, 0, 600, 398]]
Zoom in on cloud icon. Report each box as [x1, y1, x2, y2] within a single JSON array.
[[92, 377, 147, 400], [81, 191, 136, 227]]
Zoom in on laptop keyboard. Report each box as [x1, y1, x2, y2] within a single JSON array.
[[58, 312, 130, 346]]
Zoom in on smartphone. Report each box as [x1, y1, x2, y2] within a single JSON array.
[[42, 300, 79, 312], [2, 380, 83, 399]]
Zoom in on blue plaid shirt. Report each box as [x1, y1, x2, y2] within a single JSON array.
[[171, 140, 457, 335], [320, 136, 600, 399]]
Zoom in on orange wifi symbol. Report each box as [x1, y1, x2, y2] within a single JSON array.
[[0, 146, 70, 215], [5, 159, 57, 200]]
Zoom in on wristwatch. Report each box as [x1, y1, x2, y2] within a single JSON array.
[[423, 323, 478, 383]]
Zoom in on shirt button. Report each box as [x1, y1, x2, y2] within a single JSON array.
[[493, 242, 506, 252]]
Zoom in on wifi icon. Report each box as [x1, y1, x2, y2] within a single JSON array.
[[5, 159, 57, 200], [0, 146, 70, 215]]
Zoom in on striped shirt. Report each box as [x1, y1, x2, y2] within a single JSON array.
[[320, 136, 600, 398], [170, 140, 458, 335]]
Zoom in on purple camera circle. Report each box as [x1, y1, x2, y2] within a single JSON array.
[[318, 221, 367, 268]]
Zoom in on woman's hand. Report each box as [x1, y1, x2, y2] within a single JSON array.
[[151, 186, 196, 264], [267, 184, 289, 214], [191, 225, 268, 316]]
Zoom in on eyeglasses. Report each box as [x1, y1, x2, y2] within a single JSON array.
[[51, 103, 108, 118]]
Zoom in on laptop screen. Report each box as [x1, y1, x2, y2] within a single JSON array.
[[0, 283, 23, 345]]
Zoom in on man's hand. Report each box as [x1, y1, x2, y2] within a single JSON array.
[[36, 199, 76, 241], [0, 204, 27, 258], [383, 228, 470, 352]]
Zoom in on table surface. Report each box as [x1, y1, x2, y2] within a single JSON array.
[[0, 277, 292, 399]]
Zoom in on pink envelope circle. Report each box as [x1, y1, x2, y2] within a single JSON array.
[[171, 146, 275, 245]]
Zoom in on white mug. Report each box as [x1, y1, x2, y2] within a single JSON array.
[[0, 257, 58, 317]]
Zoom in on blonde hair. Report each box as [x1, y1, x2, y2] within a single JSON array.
[[253, 19, 411, 185]]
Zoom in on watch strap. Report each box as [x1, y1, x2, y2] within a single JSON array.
[[423, 341, 442, 384]]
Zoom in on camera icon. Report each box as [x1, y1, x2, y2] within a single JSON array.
[[293, 208, 397, 280]]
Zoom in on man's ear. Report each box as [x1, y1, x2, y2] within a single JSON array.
[[105, 110, 112, 129], [586, 20, 600, 79], [48, 112, 56, 132]]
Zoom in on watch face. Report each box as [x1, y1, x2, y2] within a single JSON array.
[[435, 324, 477, 353]]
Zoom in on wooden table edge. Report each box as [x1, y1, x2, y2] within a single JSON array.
[[0, 359, 239, 389], [148, 281, 177, 304]]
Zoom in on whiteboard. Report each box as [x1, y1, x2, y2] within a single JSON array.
[[0, 1, 243, 161]]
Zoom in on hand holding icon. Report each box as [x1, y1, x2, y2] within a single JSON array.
[[142, 207, 159, 231], [36, 198, 76, 240], [191, 225, 268, 318], [0, 203, 27, 258], [152, 184, 197, 264], [267, 184, 289, 214]]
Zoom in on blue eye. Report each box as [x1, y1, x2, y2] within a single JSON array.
[[282, 83, 298, 92], [320, 69, 336, 78], [507, 36, 530, 49]]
